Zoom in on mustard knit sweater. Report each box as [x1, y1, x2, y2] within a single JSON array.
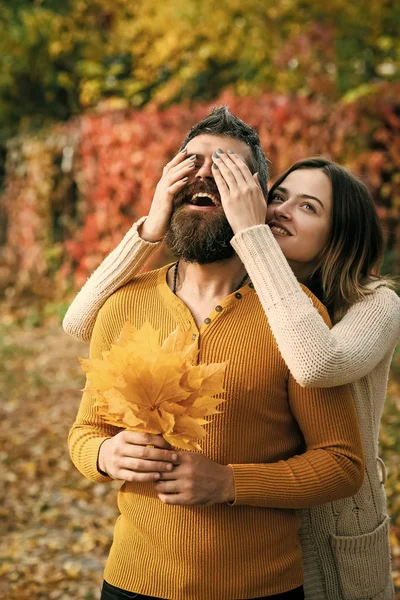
[[68, 264, 364, 600]]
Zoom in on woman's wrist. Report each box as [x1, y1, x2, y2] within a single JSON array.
[[232, 220, 266, 235], [138, 219, 165, 243]]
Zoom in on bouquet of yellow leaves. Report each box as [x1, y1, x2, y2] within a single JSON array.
[[79, 321, 228, 451]]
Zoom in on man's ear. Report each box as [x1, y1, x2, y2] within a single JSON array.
[[253, 172, 267, 198], [253, 173, 269, 223], [253, 172, 261, 189], [253, 172, 268, 198]]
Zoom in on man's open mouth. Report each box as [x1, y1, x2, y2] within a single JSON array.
[[188, 193, 220, 207]]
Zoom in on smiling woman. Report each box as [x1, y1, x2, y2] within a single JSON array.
[[266, 167, 332, 283], [265, 157, 388, 322]]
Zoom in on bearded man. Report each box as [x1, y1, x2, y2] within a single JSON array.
[[68, 108, 364, 600]]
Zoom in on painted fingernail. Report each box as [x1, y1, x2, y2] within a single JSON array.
[[182, 177, 188, 182], [180, 148, 187, 153], [217, 148, 224, 154], [189, 154, 196, 160], [227, 149, 235, 154], [212, 151, 219, 159], [212, 163, 219, 170], [171, 453, 178, 461]]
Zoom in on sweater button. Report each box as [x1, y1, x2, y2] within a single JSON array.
[[215, 305, 223, 312], [192, 333, 197, 340], [204, 317, 211, 324], [235, 292, 242, 299]]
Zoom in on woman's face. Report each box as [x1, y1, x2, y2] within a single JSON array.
[[266, 168, 332, 281]]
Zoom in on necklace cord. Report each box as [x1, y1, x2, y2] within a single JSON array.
[[173, 260, 249, 295]]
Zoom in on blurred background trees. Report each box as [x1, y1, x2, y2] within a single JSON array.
[[1, 0, 400, 305], [1, 0, 399, 144], [1, 3, 400, 598]]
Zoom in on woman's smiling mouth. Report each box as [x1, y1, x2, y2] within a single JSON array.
[[269, 222, 292, 236]]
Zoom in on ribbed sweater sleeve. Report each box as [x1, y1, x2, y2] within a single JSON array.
[[231, 224, 400, 388], [68, 310, 122, 483], [63, 217, 161, 343], [230, 376, 364, 508]]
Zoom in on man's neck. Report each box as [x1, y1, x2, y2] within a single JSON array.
[[168, 257, 248, 300]]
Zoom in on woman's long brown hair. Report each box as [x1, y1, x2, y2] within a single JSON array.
[[268, 157, 391, 323]]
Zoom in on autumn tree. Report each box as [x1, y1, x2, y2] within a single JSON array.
[[0, 0, 398, 145]]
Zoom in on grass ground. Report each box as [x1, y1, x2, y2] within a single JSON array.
[[0, 323, 399, 599]]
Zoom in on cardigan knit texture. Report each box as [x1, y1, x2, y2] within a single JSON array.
[[64, 217, 400, 600]]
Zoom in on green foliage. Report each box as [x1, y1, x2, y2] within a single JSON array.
[[380, 344, 400, 523], [0, 0, 399, 144], [43, 301, 71, 322]]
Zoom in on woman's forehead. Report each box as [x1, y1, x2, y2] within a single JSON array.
[[280, 169, 332, 205]]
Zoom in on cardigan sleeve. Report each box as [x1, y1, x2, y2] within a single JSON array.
[[231, 224, 400, 388], [62, 216, 162, 343]]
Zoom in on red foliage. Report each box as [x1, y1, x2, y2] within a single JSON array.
[[2, 84, 400, 297]]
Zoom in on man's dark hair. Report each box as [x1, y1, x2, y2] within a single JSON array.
[[180, 106, 269, 195]]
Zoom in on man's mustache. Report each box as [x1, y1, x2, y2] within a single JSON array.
[[172, 180, 221, 209]]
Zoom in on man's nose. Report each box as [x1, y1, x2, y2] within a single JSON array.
[[195, 159, 214, 181]]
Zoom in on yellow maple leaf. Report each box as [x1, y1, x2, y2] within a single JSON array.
[[160, 326, 199, 365], [181, 362, 227, 403], [117, 320, 161, 354], [79, 321, 228, 451], [186, 395, 225, 420]]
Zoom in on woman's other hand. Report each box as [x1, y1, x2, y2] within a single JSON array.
[[139, 149, 196, 242], [212, 148, 267, 235]]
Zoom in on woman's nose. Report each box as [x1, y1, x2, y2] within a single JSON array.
[[274, 202, 292, 220]]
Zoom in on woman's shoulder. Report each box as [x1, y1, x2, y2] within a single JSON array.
[[347, 281, 400, 325], [97, 265, 170, 319], [361, 280, 400, 306]]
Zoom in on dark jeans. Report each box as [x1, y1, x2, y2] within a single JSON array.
[[100, 580, 304, 600]]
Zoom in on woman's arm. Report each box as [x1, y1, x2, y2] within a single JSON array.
[[62, 217, 162, 342], [63, 146, 196, 343], [231, 224, 400, 388]]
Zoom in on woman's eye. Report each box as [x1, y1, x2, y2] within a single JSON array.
[[303, 203, 316, 212], [271, 193, 284, 202]]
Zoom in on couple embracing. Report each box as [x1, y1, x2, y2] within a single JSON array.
[[65, 107, 400, 600]]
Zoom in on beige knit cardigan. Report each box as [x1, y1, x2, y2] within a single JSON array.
[[63, 217, 400, 600]]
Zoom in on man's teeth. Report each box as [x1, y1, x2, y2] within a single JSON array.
[[270, 225, 290, 236], [191, 193, 218, 205]]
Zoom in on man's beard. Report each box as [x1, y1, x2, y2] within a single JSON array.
[[164, 180, 235, 264]]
